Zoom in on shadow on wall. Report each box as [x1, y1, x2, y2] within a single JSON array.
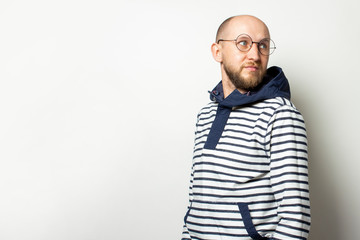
[[292, 92, 341, 240]]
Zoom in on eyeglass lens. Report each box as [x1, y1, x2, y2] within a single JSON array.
[[236, 34, 275, 55]]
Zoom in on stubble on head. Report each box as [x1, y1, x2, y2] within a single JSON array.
[[216, 15, 270, 94]]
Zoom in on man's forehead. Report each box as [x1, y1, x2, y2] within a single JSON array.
[[225, 16, 269, 38]]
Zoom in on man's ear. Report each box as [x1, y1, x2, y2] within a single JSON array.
[[211, 43, 222, 63]]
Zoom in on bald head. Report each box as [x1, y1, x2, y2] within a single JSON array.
[[211, 15, 272, 96], [215, 15, 270, 42]]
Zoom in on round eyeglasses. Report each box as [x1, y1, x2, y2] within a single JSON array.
[[217, 34, 276, 56]]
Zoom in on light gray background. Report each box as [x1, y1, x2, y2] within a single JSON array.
[[1, 0, 359, 239]]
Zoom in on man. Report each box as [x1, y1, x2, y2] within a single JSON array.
[[181, 15, 310, 240]]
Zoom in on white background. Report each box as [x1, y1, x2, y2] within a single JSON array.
[[1, 0, 359, 239]]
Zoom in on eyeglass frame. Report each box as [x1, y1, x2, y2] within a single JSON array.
[[217, 33, 276, 56]]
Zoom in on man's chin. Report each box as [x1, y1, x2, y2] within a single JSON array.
[[242, 70, 262, 79], [239, 76, 263, 90]]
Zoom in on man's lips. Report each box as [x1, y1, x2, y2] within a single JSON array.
[[244, 65, 259, 72]]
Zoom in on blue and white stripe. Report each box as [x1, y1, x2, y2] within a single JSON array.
[[182, 97, 310, 240]]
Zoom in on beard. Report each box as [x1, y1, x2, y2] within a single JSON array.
[[223, 62, 266, 92]]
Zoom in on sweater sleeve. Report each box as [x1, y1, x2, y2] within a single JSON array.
[[181, 165, 194, 240], [182, 112, 201, 240], [266, 104, 311, 240]]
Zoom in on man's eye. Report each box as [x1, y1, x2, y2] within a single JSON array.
[[259, 43, 268, 49], [238, 40, 251, 48]]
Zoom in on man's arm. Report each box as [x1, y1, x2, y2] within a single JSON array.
[[181, 164, 194, 240], [267, 104, 311, 240], [182, 112, 202, 240]]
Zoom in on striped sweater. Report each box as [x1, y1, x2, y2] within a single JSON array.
[[182, 67, 310, 240]]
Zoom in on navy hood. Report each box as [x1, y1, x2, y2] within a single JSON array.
[[209, 66, 291, 108], [204, 66, 291, 150]]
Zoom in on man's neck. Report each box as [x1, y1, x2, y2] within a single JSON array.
[[222, 78, 246, 98]]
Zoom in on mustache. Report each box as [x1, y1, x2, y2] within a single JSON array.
[[242, 62, 260, 68]]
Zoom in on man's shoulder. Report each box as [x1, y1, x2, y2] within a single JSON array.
[[197, 102, 218, 118], [260, 97, 299, 112], [242, 97, 304, 121], [196, 97, 301, 117], [262, 97, 305, 122]]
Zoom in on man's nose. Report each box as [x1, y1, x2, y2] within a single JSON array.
[[246, 43, 261, 61]]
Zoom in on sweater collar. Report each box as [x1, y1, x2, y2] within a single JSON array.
[[209, 66, 291, 108]]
